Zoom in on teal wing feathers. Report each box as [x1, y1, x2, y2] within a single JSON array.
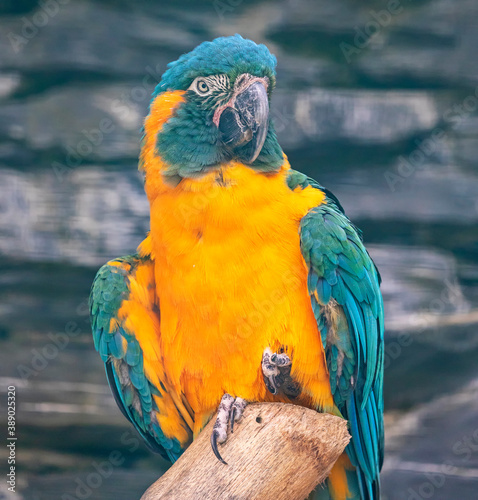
[[89, 255, 185, 462], [291, 171, 384, 500]]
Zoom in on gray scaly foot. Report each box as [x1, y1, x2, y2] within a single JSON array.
[[262, 347, 301, 398], [210, 394, 247, 464]]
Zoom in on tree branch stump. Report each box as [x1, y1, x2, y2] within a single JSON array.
[[140, 403, 350, 500]]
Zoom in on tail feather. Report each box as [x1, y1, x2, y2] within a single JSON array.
[[309, 457, 379, 500]]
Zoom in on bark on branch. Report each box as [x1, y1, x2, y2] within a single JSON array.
[[140, 402, 350, 500]]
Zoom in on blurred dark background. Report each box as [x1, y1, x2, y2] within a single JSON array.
[[1, 1, 478, 499]]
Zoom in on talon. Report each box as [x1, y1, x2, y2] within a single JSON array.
[[266, 382, 277, 395], [210, 394, 247, 464], [210, 429, 227, 465]]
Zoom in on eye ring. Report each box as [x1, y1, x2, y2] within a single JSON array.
[[188, 77, 212, 96], [196, 79, 210, 94]]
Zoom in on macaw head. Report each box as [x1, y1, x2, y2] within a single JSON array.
[[141, 34, 284, 182]]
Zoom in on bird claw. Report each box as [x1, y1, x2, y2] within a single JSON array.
[[211, 428, 228, 465], [262, 347, 301, 398], [210, 394, 246, 464]]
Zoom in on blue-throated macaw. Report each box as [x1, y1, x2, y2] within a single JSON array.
[[90, 34, 384, 500]]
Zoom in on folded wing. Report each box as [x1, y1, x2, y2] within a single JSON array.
[[294, 172, 384, 500], [90, 254, 193, 462]]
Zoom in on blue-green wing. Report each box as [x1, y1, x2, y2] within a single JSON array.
[[292, 172, 384, 499], [89, 255, 187, 462]]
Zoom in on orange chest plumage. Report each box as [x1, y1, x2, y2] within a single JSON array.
[[143, 163, 334, 417]]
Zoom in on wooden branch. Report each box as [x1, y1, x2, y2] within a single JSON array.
[[141, 403, 350, 500]]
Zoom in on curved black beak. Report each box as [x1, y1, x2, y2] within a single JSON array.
[[218, 81, 269, 164]]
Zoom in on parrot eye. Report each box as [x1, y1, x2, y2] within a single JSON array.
[[197, 79, 210, 94], [189, 77, 212, 96], [188, 75, 230, 98]]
